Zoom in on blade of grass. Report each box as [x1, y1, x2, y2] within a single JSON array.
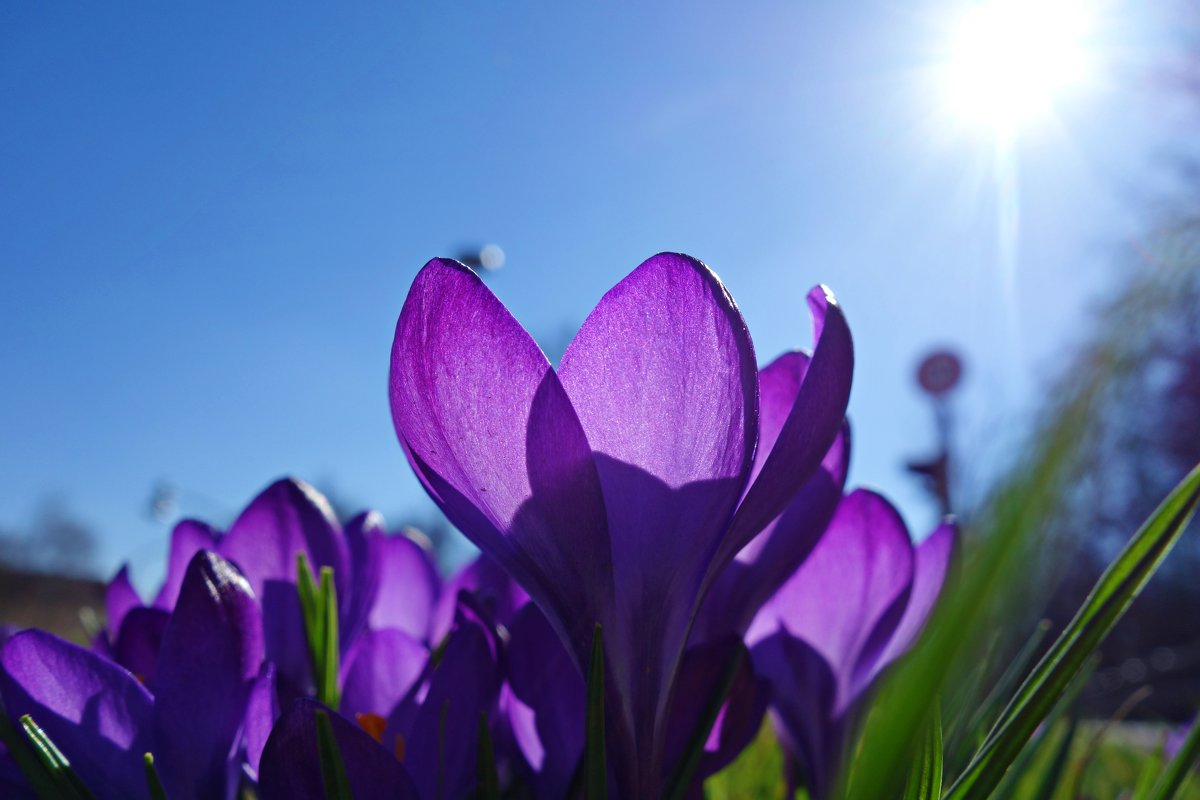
[[314, 709, 354, 800], [584, 623, 606, 800], [143, 753, 169, 800], [19, 714, 94, 800], [476, 711, 499, 800], [0, 712, 62, 799], [946, 461, 1200, 800], [903, 701, 943, 800], [1149, 713, 1200, 800]]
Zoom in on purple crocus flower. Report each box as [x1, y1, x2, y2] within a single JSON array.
[[259, 594, 502, 800], [747, 489, 955, 797], [390, 252, 853, 794], [0, 551, 265, 800], [99, 479, 442, 707]]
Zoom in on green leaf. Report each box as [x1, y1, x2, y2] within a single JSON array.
[[476, 711, 500, 800], [314, 709, 354, 800], [946, 461, 1200, 800], [663, 646, 746, 800], [1132, 738, 1166, 800], [583, 623, 606, 800], [1148, 715, 1200, 800], [903, 702, 943, 800], [295, 553, 341, 710], [143, 753, 169, 800], [0, 712, 63, 799], [19, 714, 95, 800]]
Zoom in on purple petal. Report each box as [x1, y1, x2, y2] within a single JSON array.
[[506, 603, 585, 798], [722, 287, 854, 562], [219, 478, 348, 601], [219, 479, 346, 701], [105, 565, 141, 636], [243, 663, 278, 777], [663, 638, 765, 784], [556, 253, 758, 789], [392, 599, 501, 800], [367, 531, 441, 643], [152, 519, 220, 610], [342, 511, 385, 649], [259, 700, 418, 800], [694, 418, 849, 644], [340, 629, 428, 722], [431, 554, 528, 641], [0, 630, 153, 800], [390, 258, 614, 667], [153, 551, 264, 800], [874, 522, 956, 672], [757, 489, 914, 712], [112, 607, 170, 687], [751, 632, 843, 799]]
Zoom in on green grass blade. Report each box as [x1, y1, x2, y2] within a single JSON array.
[[1133, 738, 1167, 800], [903, 702, 943, 800], [0, 712, 63, 799], [318, 566, 341, 710], [584, 623, 606, 800], [143, 753, 169, 800], [314, 709, 354, 800], [476, 711, 499, 800], [1149, 716, 1200, 800], [19, 714, 95, 800], [663, 647, 746, 800], [946, 461, 1200, 800]]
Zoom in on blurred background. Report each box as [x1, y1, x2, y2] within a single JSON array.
[[2, 1, 1198, 723]]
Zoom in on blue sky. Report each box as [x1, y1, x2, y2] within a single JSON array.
[[0, 1, 1187, 590]]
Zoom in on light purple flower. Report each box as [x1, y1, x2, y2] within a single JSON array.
[[0, 551, 265, 800], [747, 489, 955, 797], [390, 252, 853, 794]]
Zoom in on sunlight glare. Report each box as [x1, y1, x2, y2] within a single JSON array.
[[946, 0, 1091, 133]]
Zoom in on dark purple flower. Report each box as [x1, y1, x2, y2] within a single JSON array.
[[390, 253, 852, 793], [747, 489, 955, 797], [0, 551, 265, 800]]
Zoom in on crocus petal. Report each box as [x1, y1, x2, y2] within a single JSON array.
[[556, 252, 758, 792], [105, 565, 141, 636], [153, 551, 264, 800], [390, 258, 614, 668], [506, 603, 585, 798], [874, 522, 956, 673], [219, 478, 348, 601], [431, 554, 528, 642], [0, 630, 153, 800], [243, 663, 278, 777], [693, 419, 849, 644], [259, 699, 418, 800], [340, 629, 428, 722], [219, 478, 345, 701], [153, 519, 220, 610], [663, 637, 765, 785], [392, 599, 502, 800], [721, 287, 854, 563], [342, 511, 385, 648], [757, 489, 913, 712], [112, 607, 170, 687], [750, 632, 842, 799], [367, 531, 441, 643]]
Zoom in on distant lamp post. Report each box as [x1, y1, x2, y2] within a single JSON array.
[[456, 243, 505, 273], [907, 350, 963, 517]]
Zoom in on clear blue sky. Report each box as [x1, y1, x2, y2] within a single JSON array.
[[0, 1, 1186, 590]]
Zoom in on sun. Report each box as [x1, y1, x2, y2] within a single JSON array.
[[945, 0, 1091, 134]]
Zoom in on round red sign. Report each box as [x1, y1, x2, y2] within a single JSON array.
[[917, 350, 962, 396]]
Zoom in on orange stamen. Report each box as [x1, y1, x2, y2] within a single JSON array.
[[354, 712, 386, 744], [394, 733, 406, 763]]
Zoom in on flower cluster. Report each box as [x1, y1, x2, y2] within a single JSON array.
[[0, 253, 953, 798]]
